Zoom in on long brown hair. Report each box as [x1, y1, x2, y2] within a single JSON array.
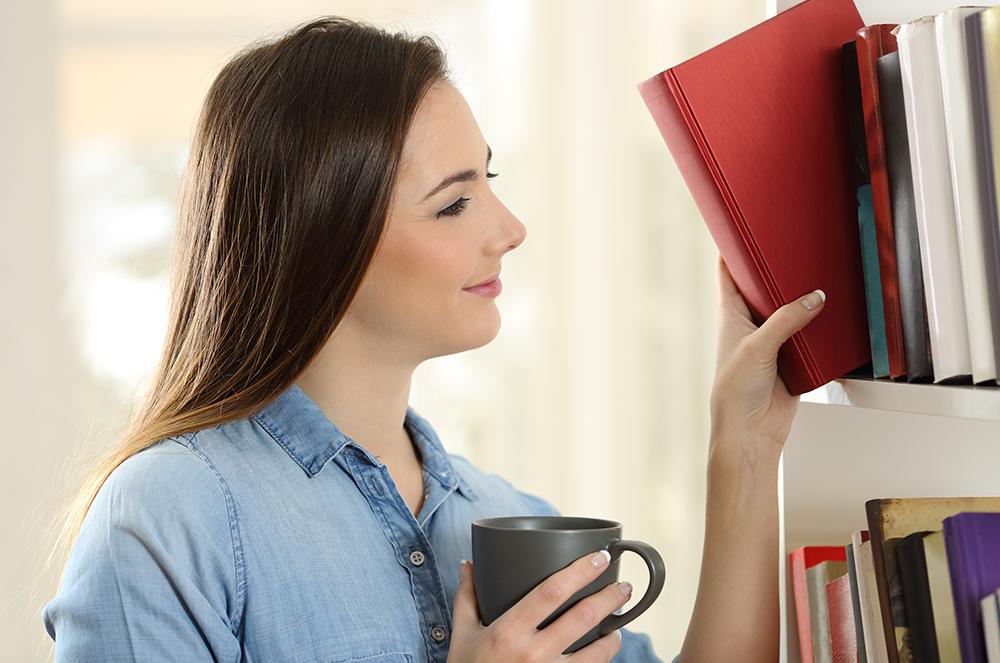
[[49, 15, 450, 578]]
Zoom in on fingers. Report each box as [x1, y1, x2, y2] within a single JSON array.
[[502, 549, 613, 636], [565, 628, 624, 662], [541, 579, 632, 656], [452, 559, 481, 627], [752, 289, 826, 358], [717, 254, 751, 320]]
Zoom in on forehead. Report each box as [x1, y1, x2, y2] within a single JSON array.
[[397, 81, 485, 189]]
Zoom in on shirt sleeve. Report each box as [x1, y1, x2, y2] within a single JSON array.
[[511, 483, 672, 663], [41, 437, 244, 662]]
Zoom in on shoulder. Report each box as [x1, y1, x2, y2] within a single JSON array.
[[445, 451, 562, 517], [95, 434, 236, 533], [75, 433, 244, 601], [43, 434, 246, 652]]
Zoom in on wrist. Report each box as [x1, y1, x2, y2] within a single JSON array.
[[707, 430, 782, 479]]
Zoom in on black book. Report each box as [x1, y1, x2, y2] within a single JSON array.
[[896, 530, 939, 663], [876, 50, 934, 382]]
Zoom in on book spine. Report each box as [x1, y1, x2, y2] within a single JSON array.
[[791, 550, 816, 663], [944, 517, 988, 663], [971, 9, 1000, 382], [856, 25, 908, 379]]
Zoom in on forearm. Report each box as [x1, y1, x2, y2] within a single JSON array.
[[678, 434, 782, 663]]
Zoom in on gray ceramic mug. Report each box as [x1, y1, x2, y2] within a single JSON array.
[[471, 515, 666, 654]]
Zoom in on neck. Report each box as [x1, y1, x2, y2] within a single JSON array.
[[295, 320, 419, 465]]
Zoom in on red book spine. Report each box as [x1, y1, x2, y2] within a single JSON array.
[[855, 24, 907, 379], [790, 546, 849, 663], [827, 573, 859, 663]]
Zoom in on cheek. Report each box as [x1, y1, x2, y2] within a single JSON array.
[[356, 225, 477, 330], [382, 226, 472, 297]]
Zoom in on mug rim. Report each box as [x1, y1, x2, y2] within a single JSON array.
[[472, 515, 621, 532]]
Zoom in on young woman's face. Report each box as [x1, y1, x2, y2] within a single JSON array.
[[344, 80, 527, 361]]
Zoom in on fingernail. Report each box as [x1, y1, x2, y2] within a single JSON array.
[[618, 581, 633, 597], [591, 549, 611, 568], [616, 629, 622, 640], [800, 289, 826, 311]]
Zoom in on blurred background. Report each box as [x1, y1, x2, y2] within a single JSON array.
[[2, 0, 765, 659]]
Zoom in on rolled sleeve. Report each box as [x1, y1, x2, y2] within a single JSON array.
[[41, 437, 244, 662]]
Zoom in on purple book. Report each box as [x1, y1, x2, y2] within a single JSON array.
[[943, 511, 1000, 663]]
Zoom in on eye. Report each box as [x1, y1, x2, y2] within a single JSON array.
[[437, 197, 470, 218], [435, 172, 499, 219]]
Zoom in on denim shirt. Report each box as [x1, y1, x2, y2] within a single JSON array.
[[42, 381, 676, 663]]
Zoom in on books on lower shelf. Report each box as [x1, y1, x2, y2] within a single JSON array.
[[636, 0, 1000, 394], [790, 497, 1000, 663]]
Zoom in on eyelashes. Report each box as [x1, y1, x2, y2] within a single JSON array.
[[436, 171, 500, 218]]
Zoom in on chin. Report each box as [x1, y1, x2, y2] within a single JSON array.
[[438, 309, 502, 356]]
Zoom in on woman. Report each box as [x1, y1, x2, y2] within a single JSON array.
[[41, 16, 826, 663]]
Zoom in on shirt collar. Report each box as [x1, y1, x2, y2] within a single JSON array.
[[252, 381, 478, 500]]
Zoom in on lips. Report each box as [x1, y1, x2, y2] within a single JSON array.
[[465, 272, 500, 289]]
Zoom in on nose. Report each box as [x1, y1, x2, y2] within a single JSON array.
[[496, 199, 526, 254]]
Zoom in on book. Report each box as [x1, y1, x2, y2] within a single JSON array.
[[895, 530, 939, 663], [828, 572, 860, 663], [974, 6, 1000, 385], [924, 531, 963, 663], [844, 39, 890, 379], [983, 590, 1000, 663], [855, 24, 908, 379], [636, 0, 870, 395], [811, 560, 849, 663], [847, 541, 870, 663], [792, 546, 850, 663], [935, 7, 998, 385], [894, 17, 973, 383], [867, 498, 1000, 663], [943, 511, 1000, 663], [876, 49, 935, 381], [844, 39, 890, 380], [856, 530, 890, 663]]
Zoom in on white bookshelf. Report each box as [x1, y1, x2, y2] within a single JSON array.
[[801, 377, 1000, 422], [767, 2, 1000, 663]]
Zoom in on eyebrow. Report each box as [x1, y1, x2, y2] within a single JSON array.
[[421, 145, 492, 202]]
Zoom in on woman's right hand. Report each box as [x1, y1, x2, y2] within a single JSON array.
[[446, 549, 632, 662]]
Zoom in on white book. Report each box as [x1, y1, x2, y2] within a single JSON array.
[[984, 590, 1000, 663], [854, 532, 890, 663], [850, 533, 874, 663], [935, 7, 998, 384], [895, 17, 974, 382], [924, 531, 963, 663]]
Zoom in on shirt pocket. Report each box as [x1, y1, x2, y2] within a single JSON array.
[[331, 653, 414, 663]]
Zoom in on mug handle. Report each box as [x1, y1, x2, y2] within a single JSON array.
[[597, 539, 666, 634]]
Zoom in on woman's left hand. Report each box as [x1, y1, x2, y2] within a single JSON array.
[[708, 254, 827, 460]]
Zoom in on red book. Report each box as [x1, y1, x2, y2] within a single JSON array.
[[636, 0, 870, 395], [791, 546, 848, 663], [855, 24, 907, 379], [827, 573, 859, 663]]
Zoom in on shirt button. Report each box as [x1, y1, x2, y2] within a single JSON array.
[[431, 626, 447, 642], [409, 550, 426, 566]]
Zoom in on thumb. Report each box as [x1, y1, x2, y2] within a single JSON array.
[[754, 289, 826, 357], [452, 559, 481, 625]]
